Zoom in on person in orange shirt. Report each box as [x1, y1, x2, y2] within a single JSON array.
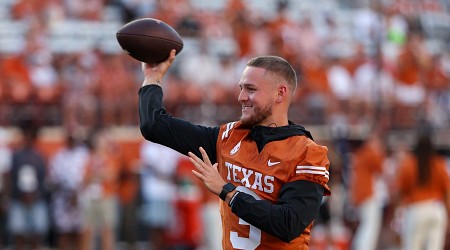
[[391, 32, 429, 128], [224, 0, 253, 58], [168, 158, 204, 250], [81, 129, 121, 250], [393, 130, 450, 250], [138, 50, 331, 249], [349, 130, 386, 250]]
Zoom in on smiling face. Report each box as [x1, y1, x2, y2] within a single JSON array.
[[238, 66, 278, 127]]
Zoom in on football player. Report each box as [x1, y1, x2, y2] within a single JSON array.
[[138, 49, 331, 249]]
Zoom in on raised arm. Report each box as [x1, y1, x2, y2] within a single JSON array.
[[138, 50, 219, 161]]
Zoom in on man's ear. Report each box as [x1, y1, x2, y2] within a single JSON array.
[[277, 85, 287, 102]]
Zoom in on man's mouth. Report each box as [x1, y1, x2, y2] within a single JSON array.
[[242, 105, 252, 111]]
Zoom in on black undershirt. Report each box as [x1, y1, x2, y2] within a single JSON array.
[[139, 85, 324, 242]]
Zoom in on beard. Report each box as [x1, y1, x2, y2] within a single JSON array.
[[240, 100, 273, 127]]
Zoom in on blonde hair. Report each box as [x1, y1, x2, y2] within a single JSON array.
[[246, 55, 297, 92]]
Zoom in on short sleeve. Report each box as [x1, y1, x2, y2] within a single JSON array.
[[292, 144, 331, 195]]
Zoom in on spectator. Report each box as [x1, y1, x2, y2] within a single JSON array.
[[298, 54, 332, 124], [423, 54, 450, 128], [294, 16, 321, 58], [391, 32, 430, 128], [349, 130, 387, 250], [7, 120, 49, 250], [326, 55, 355, 123], [139, 141, 179, 250], [352, 48, 395, 124], [266, 0, 303, 66], [81, 129, 121, 250], [59, 51, 99, 128], [28, 47, 62, 125], [117, 156, 141, 250], [167, 158, 204, 250], [198, 185, 222, 250], [96, 54, 138, 126], [225, 0, 253, 58], [48, 131, 90, 250], [177, 37, 222, 105], [392, 129, 450, 250], [0, 54, 33, 123]]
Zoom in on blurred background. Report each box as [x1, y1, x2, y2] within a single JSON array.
[[0, 0, 449, 249]]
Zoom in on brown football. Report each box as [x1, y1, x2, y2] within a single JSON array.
[[116, 18, 183, 64]]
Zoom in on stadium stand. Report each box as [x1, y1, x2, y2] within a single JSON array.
[[0, 0, 449, 249]]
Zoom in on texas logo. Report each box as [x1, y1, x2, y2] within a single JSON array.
[[224, 161, 275, 194]]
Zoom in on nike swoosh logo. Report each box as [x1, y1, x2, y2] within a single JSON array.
[[267, 160, 281, 167]]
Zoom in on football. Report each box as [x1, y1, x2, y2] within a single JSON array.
[[116, 18, 183, 64]]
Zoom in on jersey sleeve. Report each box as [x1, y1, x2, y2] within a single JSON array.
[[292, 143, 331, 195]]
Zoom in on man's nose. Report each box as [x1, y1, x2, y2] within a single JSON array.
[[238, 90, 247, 102]]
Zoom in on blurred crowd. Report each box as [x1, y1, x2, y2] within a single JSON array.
[[0, 0, 449, 130], [0, 122, 219, 250], [0, 0, 449, 249]]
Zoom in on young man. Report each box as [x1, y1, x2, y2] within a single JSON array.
[[138, 50, 331, 249]]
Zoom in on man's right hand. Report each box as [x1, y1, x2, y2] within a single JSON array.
[[142, 49, 176, 87]]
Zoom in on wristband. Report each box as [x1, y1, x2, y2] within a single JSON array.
[[219, 182, 236, 201]]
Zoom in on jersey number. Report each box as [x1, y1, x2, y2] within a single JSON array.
[[230, 218, 261, 250]]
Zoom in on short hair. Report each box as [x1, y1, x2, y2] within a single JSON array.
[[246, 55, 297, 91]]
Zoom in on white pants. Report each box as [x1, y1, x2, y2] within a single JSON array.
[[402, 200, 448, 250], [201, 202, 222, 250], [352, 196, 383, 250]]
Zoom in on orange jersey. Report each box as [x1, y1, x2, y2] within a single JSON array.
[[395, 153, 450, 205], [217, 121, 330, 250], [350, 143, 384, 206]]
